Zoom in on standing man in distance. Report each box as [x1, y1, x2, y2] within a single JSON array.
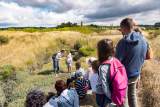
[[53, 49, 66, 77], [115, 18, 147, 107]]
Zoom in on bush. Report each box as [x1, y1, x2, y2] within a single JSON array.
[[73, 54, 82, 61], [0, 64, 17, 79], [0, 35, 10, 45], [78, 46, 95, 56], [7, 28, 16, 31], [26, 60, 34, 65], [0, 86, 5, 107], [74, 39, 88, 50], [86, 46, 95, 51]]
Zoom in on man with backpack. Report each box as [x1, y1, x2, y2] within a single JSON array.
[[52, 49, 66, 77], [115, 18, 148, 107]]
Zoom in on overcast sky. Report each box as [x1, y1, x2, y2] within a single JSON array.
[[0, 0, 160, 27]]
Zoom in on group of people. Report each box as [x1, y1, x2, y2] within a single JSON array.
[[25, 18, 148, 107]]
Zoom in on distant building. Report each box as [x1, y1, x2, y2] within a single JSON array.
[[139, 27, 146, 30]]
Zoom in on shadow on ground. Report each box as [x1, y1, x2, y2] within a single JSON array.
[[37, 70, 69, 75], [79, 92, 93, 106]]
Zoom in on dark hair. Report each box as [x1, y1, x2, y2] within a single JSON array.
[[75, 62, 81, 70], [61, 49, 65, 53], [97, 39, 114, 65], [25, 88, 46, 107], [120, 18, 133, 30], [91, 60, 99, 73], [46, 92, 55, 102], [55, 80, 67, 93]]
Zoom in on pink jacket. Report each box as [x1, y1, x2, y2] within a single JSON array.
[[83, 67, 93, 79]]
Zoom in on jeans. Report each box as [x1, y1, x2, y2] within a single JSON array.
[[96, 93, 112, 107], [53, 60, 59, 73], [120, 78, 138, 107]]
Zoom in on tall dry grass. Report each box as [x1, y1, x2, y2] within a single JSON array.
[[140, 34, 160, 107], [0, 31, 82, 67]]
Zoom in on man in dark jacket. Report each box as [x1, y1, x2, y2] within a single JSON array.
[[115, 18, 147, 107]]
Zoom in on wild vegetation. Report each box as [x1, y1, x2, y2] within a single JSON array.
[[0, 29, 159, 107]]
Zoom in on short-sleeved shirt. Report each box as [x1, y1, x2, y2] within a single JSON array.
[[89, 73, 98, 92]]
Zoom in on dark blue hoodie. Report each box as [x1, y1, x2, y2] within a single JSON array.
[[115, 31, 148, 79]]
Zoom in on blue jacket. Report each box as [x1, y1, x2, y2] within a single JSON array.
[[115, 31, 147, 79]]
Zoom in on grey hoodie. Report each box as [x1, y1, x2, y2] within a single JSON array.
[[96, 58, 113, 99]]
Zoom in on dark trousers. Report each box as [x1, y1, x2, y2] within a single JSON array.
[[53, 60, 59, 73]]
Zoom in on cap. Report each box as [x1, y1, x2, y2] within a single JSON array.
[[86, 57, 96, 66], [72, 72, 76, 78], [75, 72, 82, 77]]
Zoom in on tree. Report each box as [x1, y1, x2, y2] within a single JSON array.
[[111, 23, 114, 30], [101, 24, 103, 29], [81, 21, 83, 26]]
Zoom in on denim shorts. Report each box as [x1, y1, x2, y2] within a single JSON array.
[[96, 93, 112, 107], [67, 63, 71, 66]]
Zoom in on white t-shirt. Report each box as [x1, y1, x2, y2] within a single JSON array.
[[89, 73, 98, 92], [67, 57, 72, 64]]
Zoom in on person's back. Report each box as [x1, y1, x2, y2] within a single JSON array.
[[76, 75, 88, 98], [115, 31, 147, 79], [54, 88, 79, 107], [115, 18, 148, 107]]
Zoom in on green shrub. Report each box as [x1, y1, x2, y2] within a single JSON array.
[[73, 54, 82, 61], [74, 39, 88, 50], [7, 28, 16, 31], [0, 86, 5, 107], [26, 60, 34, 65], [0, 64, 17, 79], [86, 46, 95, 51], [3, 70, 10, 79], [1, 79, 18, 100], [0, 35, 10, 45], [78, 46, 95, 56]]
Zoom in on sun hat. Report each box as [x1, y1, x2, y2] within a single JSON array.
[[75, 72, 82, 77], [86, 57, 96, 67], [72, 72, 76, 78]]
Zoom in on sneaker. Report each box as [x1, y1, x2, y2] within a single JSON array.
[[59, 72, 62, 74], [55, 74, 58, 77]]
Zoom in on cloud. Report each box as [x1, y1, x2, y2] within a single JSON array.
[[84, 0, 160, 19], [0, 1, 83, 27], [0, 0, 160, 27]]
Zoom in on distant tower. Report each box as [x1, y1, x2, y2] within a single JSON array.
[[101, 24, 103, 29]]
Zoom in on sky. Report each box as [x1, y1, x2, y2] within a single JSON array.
[[0, 0, 160, 28]]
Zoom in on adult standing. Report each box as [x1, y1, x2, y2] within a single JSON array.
[[52, 49, 66, 77], [115, 18, 147, 107], [83, 57, 96, 80]]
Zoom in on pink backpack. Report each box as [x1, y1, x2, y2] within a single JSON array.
[[102, 57, 128, 105]]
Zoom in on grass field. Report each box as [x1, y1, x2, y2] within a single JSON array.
[[0, 29, 160, 107]]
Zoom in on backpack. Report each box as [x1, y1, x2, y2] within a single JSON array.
[[52, 52, 60, 59], [101, 57, 128, 105], [145, 44, 153, 60]]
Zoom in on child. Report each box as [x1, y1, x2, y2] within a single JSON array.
[[25, 88, 53, 107], [75, 72, 89, 99], [89, 60, 99, 107], [96, 39, 114, 107], [66, 53, 72, 74]]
